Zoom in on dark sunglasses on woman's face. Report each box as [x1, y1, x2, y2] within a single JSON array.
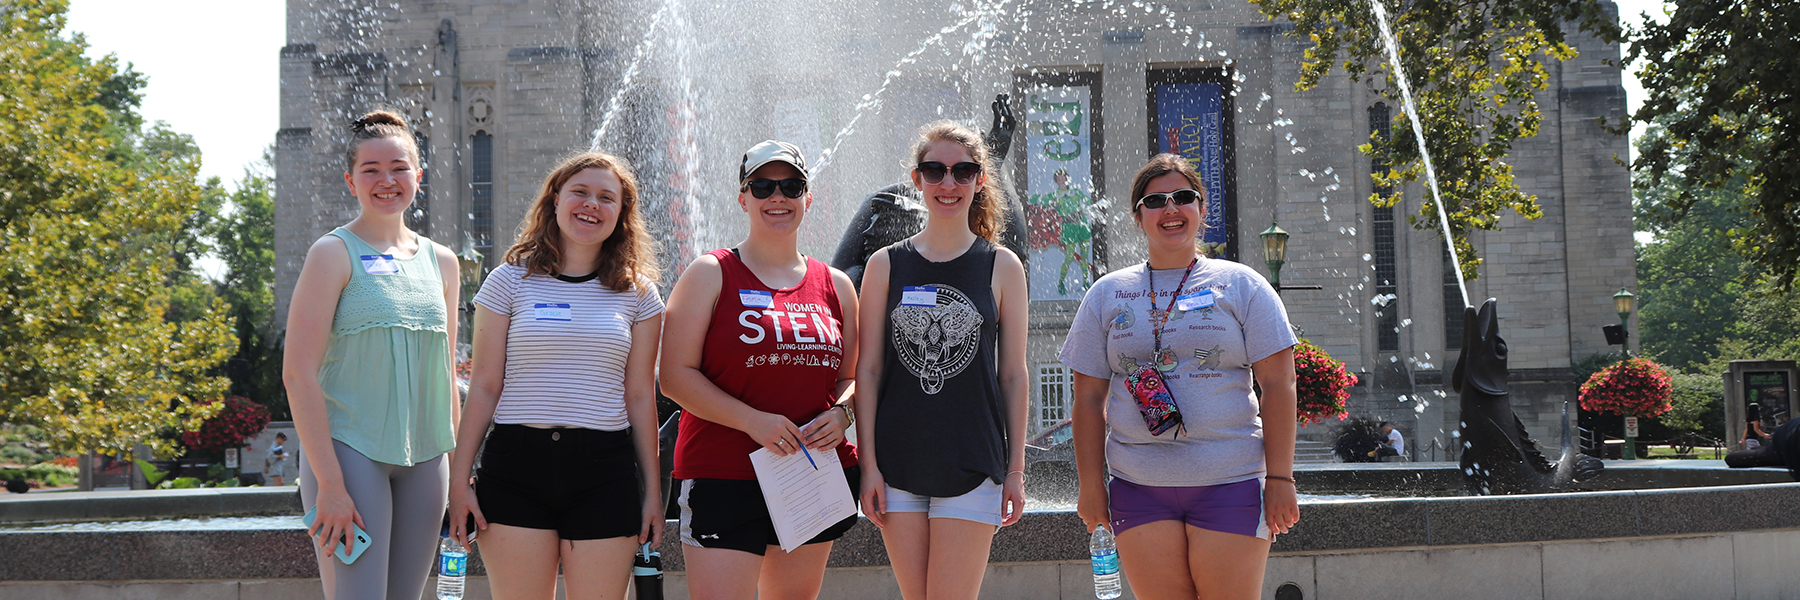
[[742, 178, 808, 199], [1137, 189, 1202, 210], [916, 161, 983, 186]]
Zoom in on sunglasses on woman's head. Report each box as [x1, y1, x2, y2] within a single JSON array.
[[742, 178, 807, 199], [1137, 189, 1201, 210], [916, 161, 983, 186]]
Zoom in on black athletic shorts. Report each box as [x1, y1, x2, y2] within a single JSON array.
[[475, 424, 641, 541], [677, 466, 860, 556]]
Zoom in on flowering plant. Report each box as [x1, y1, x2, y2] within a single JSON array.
[[1294, 340, 1357, 424], [1579, 357, 1673, 418], [179, 396, 270, 453]]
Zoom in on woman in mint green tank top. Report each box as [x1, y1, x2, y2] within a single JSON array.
[[283, 110, 461, 600]]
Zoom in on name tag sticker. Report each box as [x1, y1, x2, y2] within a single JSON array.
[[533, 303, 572, 321], [739, 289, 773, 308], [900, 286, 938, 307], [360, 254, 399, 275], [1175, 289, 1216, 312]]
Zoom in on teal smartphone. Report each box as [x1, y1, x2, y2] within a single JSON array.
[[301, 506, 371, 564]]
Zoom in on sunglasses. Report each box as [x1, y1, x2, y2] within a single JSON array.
[[916, 161, 983, 186], [742, 178, 807, 199], [1136, 189, 1202, 210]]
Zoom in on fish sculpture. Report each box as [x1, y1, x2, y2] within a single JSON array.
[[1453, 299, 1604, 494]]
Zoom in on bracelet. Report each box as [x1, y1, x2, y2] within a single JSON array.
[[1266, 475, 1295, 483], [1006, 470, 1026, 478]]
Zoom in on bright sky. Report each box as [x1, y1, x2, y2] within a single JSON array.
[[63, 0, 1666, 193], [65, 1, 285, 189]]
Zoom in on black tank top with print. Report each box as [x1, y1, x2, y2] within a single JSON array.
[[875, 238, 1005, 497]]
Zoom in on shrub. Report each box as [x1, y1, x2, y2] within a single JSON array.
[[179, 396, 270, 453]]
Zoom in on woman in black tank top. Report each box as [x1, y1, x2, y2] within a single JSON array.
[[854, 122, 1031, 600]]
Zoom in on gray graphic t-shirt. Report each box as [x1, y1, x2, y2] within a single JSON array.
[[1058, 258, 1297, 487]]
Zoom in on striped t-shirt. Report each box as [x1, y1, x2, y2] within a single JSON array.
[[472, 263, 665, 431]]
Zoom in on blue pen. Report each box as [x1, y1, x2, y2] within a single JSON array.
[[798, 443, 818, 470]]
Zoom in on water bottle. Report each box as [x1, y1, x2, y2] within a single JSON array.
[[1090, 524, 1122, 599], [436, 528, 467, 600], [633, 542, 664, 600]]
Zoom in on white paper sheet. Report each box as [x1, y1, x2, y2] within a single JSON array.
[[747, 446, 858, 552]]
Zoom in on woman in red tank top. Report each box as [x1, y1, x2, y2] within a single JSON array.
[[658, 140, 862, 600]]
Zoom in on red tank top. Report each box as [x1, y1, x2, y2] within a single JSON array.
[[672, 249, 858, 480]]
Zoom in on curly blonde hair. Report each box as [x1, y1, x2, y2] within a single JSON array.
[[911, 121, 1007, 242], [503, 153, 660, 293]]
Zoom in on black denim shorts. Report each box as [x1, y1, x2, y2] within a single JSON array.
[[676, 466, 861, 555], [475, 424, 641, 541]]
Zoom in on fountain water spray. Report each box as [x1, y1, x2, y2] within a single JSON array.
[[1368, 0, 1470, 309], [589, 3, 673, 148]]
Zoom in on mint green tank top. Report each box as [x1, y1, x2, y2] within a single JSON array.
[[317, 228, 456, 466]]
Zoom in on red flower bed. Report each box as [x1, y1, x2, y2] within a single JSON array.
[[180, 396, 271, 452], [1579, 357, 1674, 418], [1295, 340, 1358, 424]]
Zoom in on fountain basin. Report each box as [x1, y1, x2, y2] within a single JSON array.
[[3, 462, 1798, 598]]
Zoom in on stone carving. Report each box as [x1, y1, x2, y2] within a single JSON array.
[[464, 83, 495, 130], [830, 95, 1028, 288], [1453, 299, 1604, 494]]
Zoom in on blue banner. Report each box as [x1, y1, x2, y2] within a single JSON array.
[[1153, 83, 1229, 259]]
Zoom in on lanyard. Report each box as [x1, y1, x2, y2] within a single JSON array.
[[1145, 259, 1197, 355]]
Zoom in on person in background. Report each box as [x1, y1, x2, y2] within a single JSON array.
[[659, 141, 861, 600], [855, 122, 1030, 600], [283, 110, 459, 600], [1062, 154, 1301, 600], [266, 432, 291, 486], [447, 152, 666, 600]]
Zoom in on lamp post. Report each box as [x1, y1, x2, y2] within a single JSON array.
[[457, 233, 486, 344], [1260, 222, 1289, 291], [1613, 287, 1638, 459]]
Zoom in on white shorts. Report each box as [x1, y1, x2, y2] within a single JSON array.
[[883, 480, 1003, 526]]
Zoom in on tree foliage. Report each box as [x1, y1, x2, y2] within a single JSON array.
[[0, 0, 235, 458], [1250, 0, 1620, 279], [1628, 0, 1800, 289], [212, 154, 286, 418]]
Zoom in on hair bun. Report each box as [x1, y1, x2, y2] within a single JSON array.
[[352, 110, 408, 132]]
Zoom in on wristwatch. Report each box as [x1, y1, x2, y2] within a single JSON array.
[[833, 402, 856, 427]]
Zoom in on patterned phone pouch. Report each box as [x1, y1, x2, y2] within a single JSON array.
[[1126, 364, 1185, 437]]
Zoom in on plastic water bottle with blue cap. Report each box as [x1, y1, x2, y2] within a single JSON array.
[[436, 523, 467, 600], [1090, 523, 1122, 599]]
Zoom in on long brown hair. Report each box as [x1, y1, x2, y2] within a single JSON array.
[[911, 121, 1006, 242], [343, 110, 420, 172], [503, 153, 660, 293]]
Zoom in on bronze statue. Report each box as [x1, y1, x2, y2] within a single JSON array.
[[1453, 299, 1604, 494], [830, 95, 1029, 288]]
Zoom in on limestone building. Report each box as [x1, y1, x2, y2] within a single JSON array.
[[276, 0, 1634, 455]]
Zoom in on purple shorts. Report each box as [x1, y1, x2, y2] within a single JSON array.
[[1107, 477, 1269, 540]]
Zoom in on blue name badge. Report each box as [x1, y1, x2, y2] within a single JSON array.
[[739, 289, 773, 309], [359, 254, 399, 275], [900, 286, 938, 307], [1175, 289, 1216, 312], [533, 303, 572, 321]]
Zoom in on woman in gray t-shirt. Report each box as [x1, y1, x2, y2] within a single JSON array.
[[1059, 154, 1300, 600]]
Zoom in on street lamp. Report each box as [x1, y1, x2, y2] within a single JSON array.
[[1611, 287, 1638, 459], [1260, 222, 1289, 290], [1613, 288, 1635, 332]]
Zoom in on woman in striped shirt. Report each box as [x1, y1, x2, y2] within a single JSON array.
[[446, 152, 666, 600]]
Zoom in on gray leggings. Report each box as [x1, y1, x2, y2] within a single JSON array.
[[300, 440, 449, 600]]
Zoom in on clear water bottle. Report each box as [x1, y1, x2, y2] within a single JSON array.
[[1090, 524, 1122, 599], [436, 531, 467, 600]]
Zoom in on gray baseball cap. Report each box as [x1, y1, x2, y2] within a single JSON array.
[[738, 140, 810, 184]]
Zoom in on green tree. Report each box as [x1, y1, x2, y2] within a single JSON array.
[[1628, 0, 1800, 289], [1249, 0, 1620, 279], [1633, 126, 1750, 371], [212, 152, 287, 419], [0, 0, 235, 458]]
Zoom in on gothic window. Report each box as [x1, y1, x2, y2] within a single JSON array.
[[408, 132, 430, 235], [1370, 104, 1399, 352], [471, 131, 493, 267], [1037, 364, 1072, 429], [1444, 245, 1465, 351]]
